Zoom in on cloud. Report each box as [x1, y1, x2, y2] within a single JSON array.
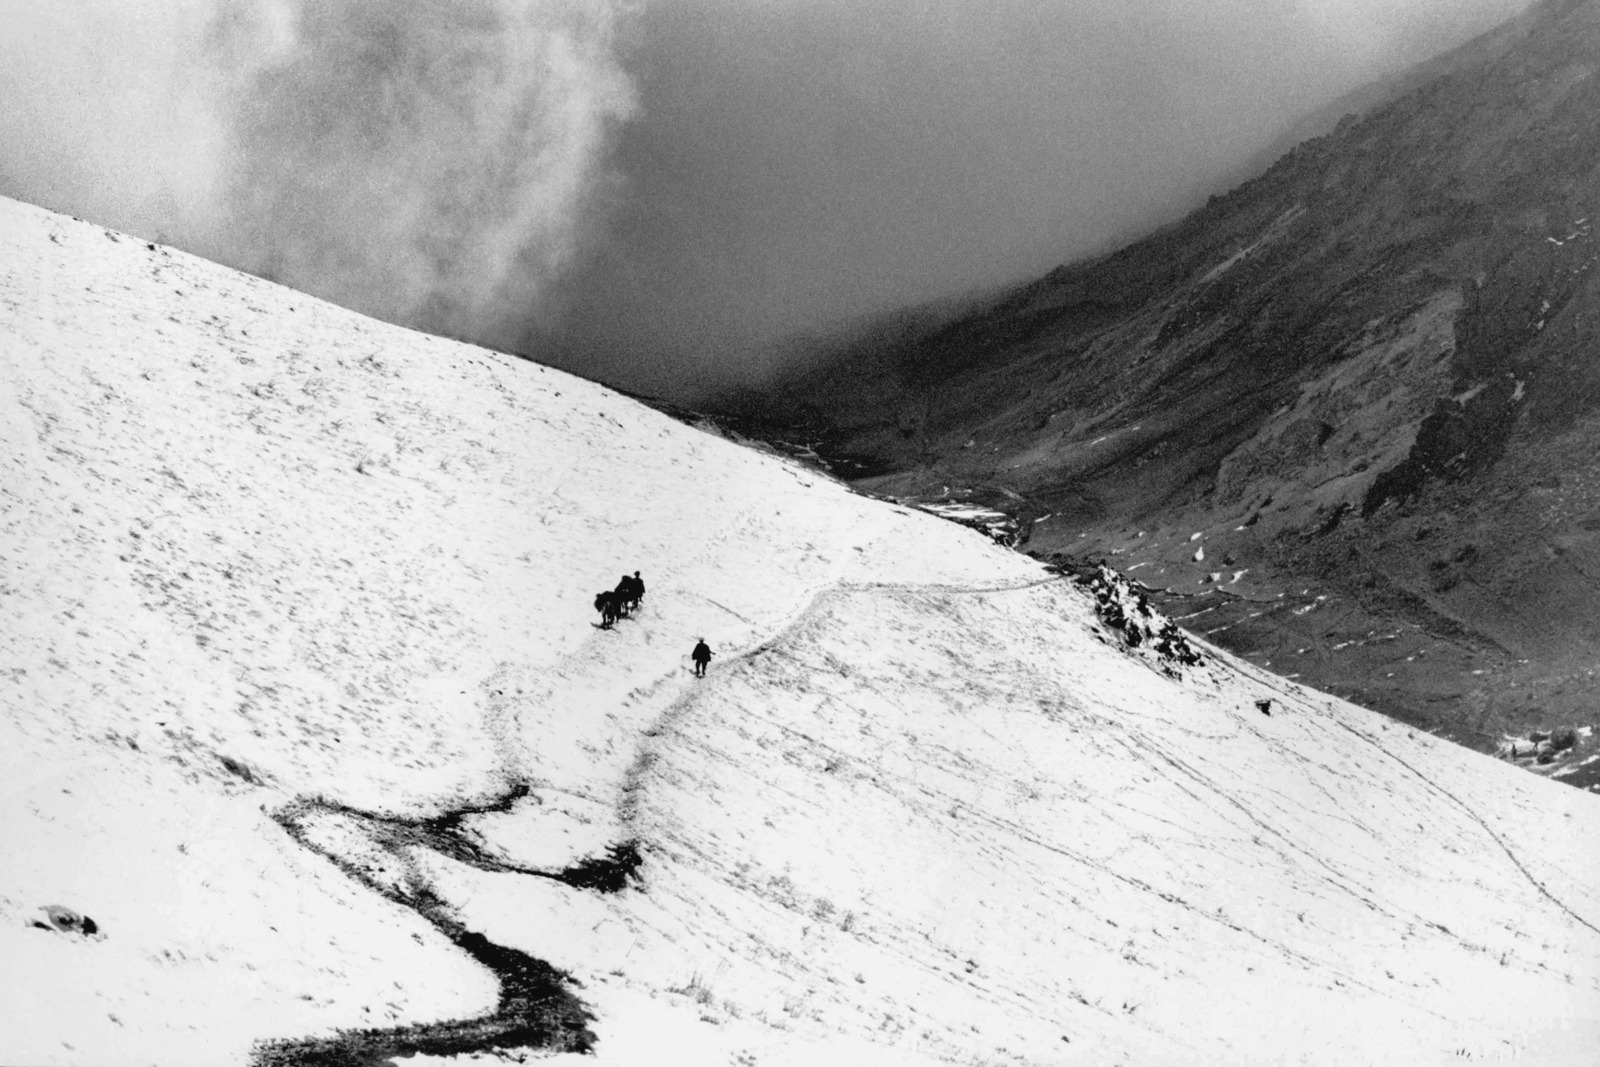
[[221, 0, 636, 348], [539, 0, 1531, 397], [0, 0, 1531, 401], [0, 0, 635, 348], [0, 1, 234, 250]]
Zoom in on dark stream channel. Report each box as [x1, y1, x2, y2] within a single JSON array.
[[252, 787, 641, 1066]]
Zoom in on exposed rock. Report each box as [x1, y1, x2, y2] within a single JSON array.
[[1059, 559, 1204, 670], [36, 905, 100, 939]]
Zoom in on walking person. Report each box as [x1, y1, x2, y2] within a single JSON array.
[[618, 571, 643, 615], [691, 638, 713, 678]]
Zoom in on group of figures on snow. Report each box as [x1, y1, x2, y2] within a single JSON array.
[[596, 558, 1207, 683], [593, 570, 714, 677], [593, 571, 645, 628]]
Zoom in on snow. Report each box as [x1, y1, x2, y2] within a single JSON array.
[[3, 195, 1600, 1066]]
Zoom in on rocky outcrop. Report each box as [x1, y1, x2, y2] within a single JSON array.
[[1049, 558, 1204, 674]]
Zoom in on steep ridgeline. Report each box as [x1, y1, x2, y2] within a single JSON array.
[[3, 197, 1599, 1065], [733, 0, 1600, 765]]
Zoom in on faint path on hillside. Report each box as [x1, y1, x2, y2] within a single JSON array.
[[1327, 717, 1600, 939], [626, 572, 1600, 1030], [1217, 640, 1600, 943], [615, 573, 1440, 1033], [260, 564, 1600, 1063], [621, 571, 1067, 777], [252, 568, 1064, 1065]]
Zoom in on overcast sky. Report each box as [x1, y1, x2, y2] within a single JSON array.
[[0, 0, 1531, 400]]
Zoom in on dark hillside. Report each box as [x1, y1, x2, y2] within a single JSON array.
[[720, 0, 1600, 780]]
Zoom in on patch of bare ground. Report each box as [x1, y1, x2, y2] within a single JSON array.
[[253, 790, 644, 1065]]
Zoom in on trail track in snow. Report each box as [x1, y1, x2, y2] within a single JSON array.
[[11, 195, 1596, 1065], [658, 567, 1600, 959], [1328, 716, 1600, 939], [609, 571, 1600, 1062], [628, 573, 1067, 744], [624, 576, 1407, 999], [1221, 645, 1600, 942], [256, 570, 1066, 1064]]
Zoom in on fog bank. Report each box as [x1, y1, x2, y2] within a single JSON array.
[[0, 0, 1531, 400]]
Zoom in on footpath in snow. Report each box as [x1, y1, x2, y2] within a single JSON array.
[[2, 196, 1599, 1066]]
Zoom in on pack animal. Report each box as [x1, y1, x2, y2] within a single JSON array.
[[615, 571, 644, 616], [594, 591, 620, 629]]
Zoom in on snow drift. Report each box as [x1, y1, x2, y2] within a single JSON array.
[[1, 195, 1598, 1065]]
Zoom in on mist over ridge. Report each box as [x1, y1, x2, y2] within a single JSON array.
[[0, 0, 636, 353], [0, 0, 1532, 400]]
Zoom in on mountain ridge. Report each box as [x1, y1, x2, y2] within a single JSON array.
[[724, 0, 1600, 765]]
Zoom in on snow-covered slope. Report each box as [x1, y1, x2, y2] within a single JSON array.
[[2, 195, 1597, 1066]]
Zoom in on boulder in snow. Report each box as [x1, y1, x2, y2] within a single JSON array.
[[34, 905, 100, 939]]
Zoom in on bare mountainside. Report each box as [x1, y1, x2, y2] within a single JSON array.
[[726, 0, 1600, 769], [3, 196, 1599, 1064]]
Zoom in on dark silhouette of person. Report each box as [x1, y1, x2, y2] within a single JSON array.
[[613, 575, 635, 617], [691, 639, 713, 677], [1256, 698, 1273, 716], [616, 571, 644, 615]]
